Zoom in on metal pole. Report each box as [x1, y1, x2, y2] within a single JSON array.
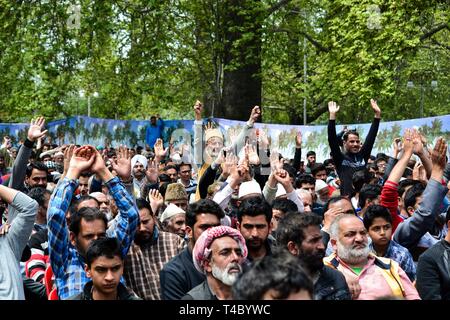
[[303, 37, 307, 125], [88, 95, 91, 117]]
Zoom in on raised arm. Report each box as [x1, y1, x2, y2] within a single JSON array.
[[193, 100, 204, 167], [360, 99, 381, 159], [292, 131, 302, 173], [327, 101, 344, 163], [413, 130, 432, 179]]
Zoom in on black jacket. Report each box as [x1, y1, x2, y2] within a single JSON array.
[[160, 247, 205, 300], [181, 281, 217, 300], [314, 266, 351, 300], [416, 239, 450, 300], [67, 281, 141, 300]]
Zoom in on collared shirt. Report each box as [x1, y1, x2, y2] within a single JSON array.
[[371, 240, 417, 282], [124, 228, 185, 300], [324, 253, 420, 300], [177, 178, 197, 196], [47, 176, 138, 300]]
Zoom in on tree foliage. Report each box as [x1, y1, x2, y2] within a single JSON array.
[[0, 0, 448, 124]]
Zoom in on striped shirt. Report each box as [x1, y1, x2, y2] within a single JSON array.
[[47, 176, 138, 300], [124, 227, 185, 300]]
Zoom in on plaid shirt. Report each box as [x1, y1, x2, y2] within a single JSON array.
[[370, 239, 417, 282], [47, 176, 139, 300], [124, 227, 185, 300]]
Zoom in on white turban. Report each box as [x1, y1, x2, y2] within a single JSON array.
[[131, 155, 148, 169]]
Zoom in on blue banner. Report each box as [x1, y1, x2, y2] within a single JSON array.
[[1, 114, 449, 162]]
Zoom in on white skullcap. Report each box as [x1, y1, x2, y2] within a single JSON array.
[[159, 203, 186, 223], [238, 179, 262, 199], [315, 179, 328, 192]]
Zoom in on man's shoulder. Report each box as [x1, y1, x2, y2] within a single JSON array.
[[419, 240, 446, 260], [161, 248, 188, 272]]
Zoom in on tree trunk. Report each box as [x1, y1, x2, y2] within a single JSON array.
[[218, 0, 262, 121]]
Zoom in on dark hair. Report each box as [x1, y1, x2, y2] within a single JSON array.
[[158, 181, 171, 198], [237, 197, 272, 224], [363, 205, 393, 230], [186, 199, 225, 228], [69, 207, 107, 236], [135, 198, 153, 216], [311, 163, 326, 177], [358, 184, 382, 209], [27, 187, 51, 207], [282, 163, 296, 178], [79, 171, 93, 178], [69, 195, 99, 217], [159, 174, 171, 183], [342, 130, 359, 142], [164, 164, 179, 173], [295, 174, 315, 189], [404, 183, 426, 210], [272, 198, 298, 215], [179, 162, 192, 170], [323, 196, 354, 214], [232, 250, 313, 300], [276, 213, 322, 247], [323, 159, 334, 167], [398, 179, 424, 197], [306, 151, 316, 158], [352, 169, 374, 193], [86, 237, 122, 267], [26, 162, 48, 177], [141, 183, 160, 202]]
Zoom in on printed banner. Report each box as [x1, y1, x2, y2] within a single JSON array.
[[1, 115, 449, 162]]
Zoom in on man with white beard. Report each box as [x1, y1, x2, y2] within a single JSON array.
[[182, 226, 247, 300], [324, 214, 419, 300], [90, 192, 113, 221]]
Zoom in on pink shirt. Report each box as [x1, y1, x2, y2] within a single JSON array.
[[330, 254, 420, 300]]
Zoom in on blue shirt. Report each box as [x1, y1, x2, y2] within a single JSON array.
[[370, 239, 416, 282], [145, 118, 164, 148], [47, 176, 139, 299]]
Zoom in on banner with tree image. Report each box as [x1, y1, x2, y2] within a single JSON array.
[[1, 115, 449, 162]]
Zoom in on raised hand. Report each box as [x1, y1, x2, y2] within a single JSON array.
[[295, 131, 302, 148], [412, 130, 427, 156], [269, 150, 283, 173], [322, 207, 343, 232], [393, 137, 403, 159], [194, 100, 203, 120], [221, 153, 237, 178], [258, 129, 270, 150], [431, 137, 447, 171], [154, 138, 168, 160], [328, 101, 340, 114], [248, 106, 261, 124], [27, 117, 48, 142], [370, 99, 381, 118], [204, 121, 215, 131], [402, 129, 414, 156], [110, 145, 131, 182], [273, 168, 293, 193], [67, 145, 96, 179], [245, 143, 260, 166], [145, 160, 159, 183], [148, 188, 164, 214]]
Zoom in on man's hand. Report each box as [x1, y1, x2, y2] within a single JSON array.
[[430, 137, 448, 181], [393, 137, 403, 159], [328, 101, 340, 120], [370, 99, 381, 118], [66, 145, 96, 180], [27, 117, 48, 142], [63, 145, 76, 175], [248, 106, 261, 125], [273, 169, 294, 193], [402, 129, 414, 157], [145, 160, 159, 183], [221, 153, 237, 179], [111, 145, 131, 182], [0, 223, 10, 236], [295, 131, 302, 148], [245, 143, 260, 166], [322, 207, 342, 233], [148, 189, 164, 214], [412, 130, 427, 156], [154, 138, 168, 160], [194, 100, 203, 121], [91, 148, 114, 182]]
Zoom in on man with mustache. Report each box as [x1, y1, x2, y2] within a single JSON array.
[[182, 226, 247, 300], [124, 199, 184, 300], [324, 214, 419, 300], [276, 212, 351, 300]]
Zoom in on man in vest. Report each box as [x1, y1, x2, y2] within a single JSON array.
[[324, 214, 419, 300]]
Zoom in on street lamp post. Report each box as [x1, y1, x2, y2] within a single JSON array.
[[79, 90, 99, 117], [406, 78, 437, 118]]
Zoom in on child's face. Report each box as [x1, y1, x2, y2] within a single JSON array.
[[368, 217, 392, 247]]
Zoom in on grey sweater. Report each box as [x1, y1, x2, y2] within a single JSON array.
[[0, 192, 38, 300]]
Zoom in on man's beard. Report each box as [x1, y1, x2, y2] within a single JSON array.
[[211, 262, 242, 286], [100, 209, 113, 221], [134, 230, 153, 246], [299, 250, 325, 274], [337, 241, 370, 265]]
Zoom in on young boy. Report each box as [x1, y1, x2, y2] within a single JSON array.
[[363, 205, 416, 282], [68, 237, 140, 300]]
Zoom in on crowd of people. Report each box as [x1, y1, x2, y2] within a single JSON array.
[[0, 99, 449, 301]]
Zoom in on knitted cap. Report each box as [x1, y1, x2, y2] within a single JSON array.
[[164, 183, 188, 202], [205, 128, 223, 143]]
